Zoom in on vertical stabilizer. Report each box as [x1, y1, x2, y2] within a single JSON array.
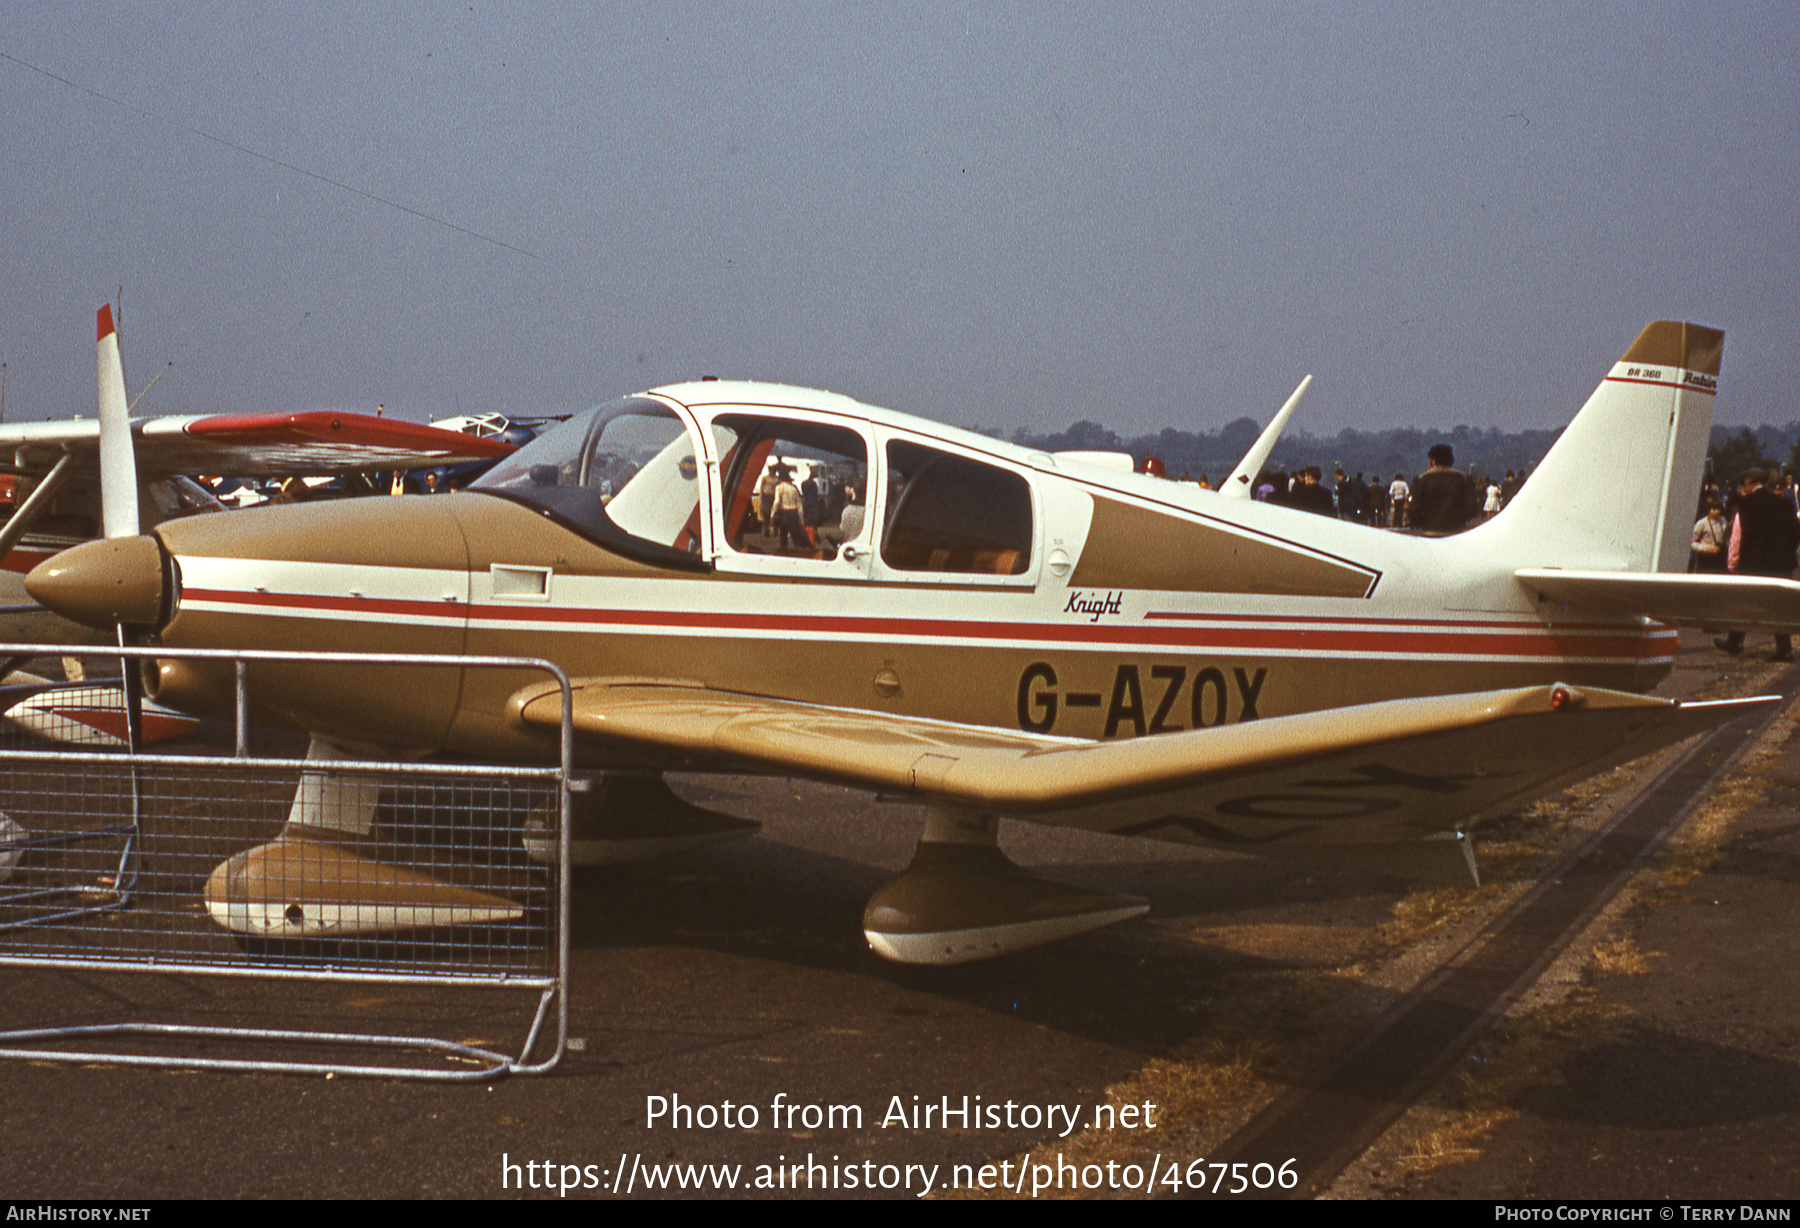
[[1488, 321, 1721, 573]]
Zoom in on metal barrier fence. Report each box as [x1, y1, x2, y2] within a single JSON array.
[[0, 643, 572, 1080]]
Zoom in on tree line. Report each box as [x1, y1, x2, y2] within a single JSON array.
[[974, 419, 1800, 486]]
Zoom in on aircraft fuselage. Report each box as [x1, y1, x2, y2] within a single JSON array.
[[135, 382, 1671, 765]]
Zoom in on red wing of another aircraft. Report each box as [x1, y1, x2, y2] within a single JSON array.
[[0, 408, 521, 643], [0, 411, 516, 479]]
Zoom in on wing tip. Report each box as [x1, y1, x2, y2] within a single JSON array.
[[96, 304, 114, 342]]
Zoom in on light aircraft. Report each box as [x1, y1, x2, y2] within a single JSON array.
[[23, 307, 1800, 964], [423, 411, 559, 489]]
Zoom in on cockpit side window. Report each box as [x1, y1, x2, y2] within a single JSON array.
[[881, 440, 1033, 575]]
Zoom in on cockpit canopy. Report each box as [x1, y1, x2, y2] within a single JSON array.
[[471, 389, 1038, 580], [470, 397, 709, 570]]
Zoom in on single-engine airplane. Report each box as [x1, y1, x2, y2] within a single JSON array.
[[24, 306, 1800, 964]]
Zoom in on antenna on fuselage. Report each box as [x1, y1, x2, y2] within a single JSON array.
[[1220, 374, 1313, 500]]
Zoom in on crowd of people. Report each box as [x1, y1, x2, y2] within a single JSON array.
[[1146, 445, 1800, 663], [1149, 446, 1527, 534], [1692, 466, 1800, 661], [741, 459, 865, 555]]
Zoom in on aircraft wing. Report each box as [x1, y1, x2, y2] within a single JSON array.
[[0, 412, 516, 478], [512, 678, 1771, 868], [1517, 568, 1800, 633]]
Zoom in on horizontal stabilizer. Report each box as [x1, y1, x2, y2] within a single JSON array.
[[1517, 568, 1800, 633]]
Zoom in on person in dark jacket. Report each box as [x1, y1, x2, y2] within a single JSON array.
[[1335, 468, 1366, 522], [1408, 444, 1475, 533], [1289, 466, 1337, 515], [1716, 468, 1800, 660]]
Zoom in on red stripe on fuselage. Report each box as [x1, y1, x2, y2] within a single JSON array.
[[182, 587, 1671, 660], [1143, 609, 1653, 631], [185, 588, 454, 619]]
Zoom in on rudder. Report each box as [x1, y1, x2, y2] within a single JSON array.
[[1488, 321, 1722, 573]]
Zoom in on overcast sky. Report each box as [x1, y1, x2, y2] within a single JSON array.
[[2, 2, 1796, 439]]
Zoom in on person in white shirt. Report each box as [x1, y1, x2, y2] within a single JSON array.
[[1690, 495, 1729, 573], [1387, 475, 1409, 527]]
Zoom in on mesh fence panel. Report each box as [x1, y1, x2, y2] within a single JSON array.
[[0, 646, 571, 1076], [0, 759, 557, 980]]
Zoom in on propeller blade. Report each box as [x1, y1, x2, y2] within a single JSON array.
[[118, 629, 144, 754], [96, 304, 140, 539]]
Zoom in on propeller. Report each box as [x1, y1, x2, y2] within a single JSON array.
[[95, 304, 145, 755]]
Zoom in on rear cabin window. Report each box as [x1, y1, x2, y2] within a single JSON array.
[[881, 440, 1033, 575]]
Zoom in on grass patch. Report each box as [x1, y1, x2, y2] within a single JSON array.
[[1399, 1108, 1518, 1174], [1589, 936, 1655, 976], [1386, 985, 1636, 1186], [1379, 886, 1475, 947]]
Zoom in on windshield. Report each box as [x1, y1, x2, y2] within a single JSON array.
[[470, 397, 710, 569]]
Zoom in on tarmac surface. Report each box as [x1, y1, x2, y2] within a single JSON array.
[[1395, 777, 1800, 1199], [3, 633, 1798, 1200], [1348, 643, 1800, 1199]]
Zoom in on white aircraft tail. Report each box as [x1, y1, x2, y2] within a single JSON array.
[[1484, 321, 1722, 574]]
